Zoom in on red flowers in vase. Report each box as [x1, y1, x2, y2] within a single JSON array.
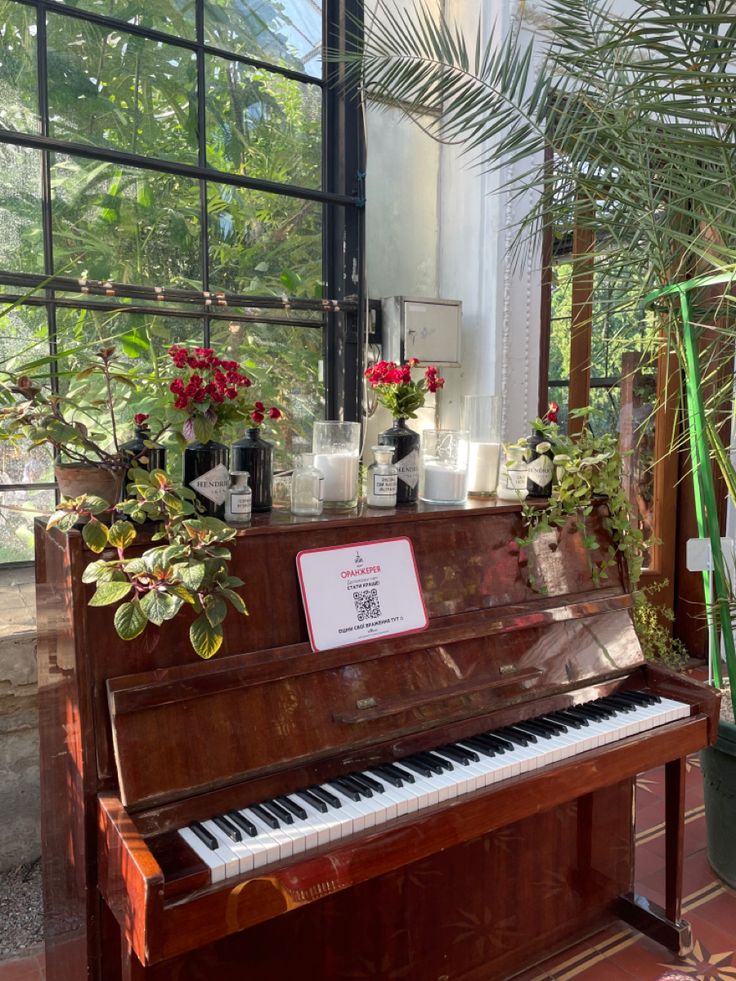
[[167, 345, 282, 443], [364, 358, 445, 419]]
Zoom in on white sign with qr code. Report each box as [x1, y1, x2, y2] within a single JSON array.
[[296, 537, 429, 652]]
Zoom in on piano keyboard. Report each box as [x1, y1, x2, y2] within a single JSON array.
[[178, 690, 689, 883]]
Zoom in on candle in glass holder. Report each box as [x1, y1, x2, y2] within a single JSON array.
[[422, 462, 468, 503], [313, 453, 359, 505], [467, 441, 501, 496], [312, 420, 360, 510], [462, 395, 502, 497]]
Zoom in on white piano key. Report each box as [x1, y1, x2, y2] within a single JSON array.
[[178, 826, 228, 884]]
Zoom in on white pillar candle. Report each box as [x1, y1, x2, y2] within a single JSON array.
[[467, 441, 501, 496], [421, 462, 468, 503], [313, 453, 359, 503]]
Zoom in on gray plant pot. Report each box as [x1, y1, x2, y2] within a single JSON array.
[[701, 718, 736, 889]]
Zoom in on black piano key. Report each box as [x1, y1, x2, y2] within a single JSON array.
[[416, 751, 452, 773], [496, 727, 532, 747], [296, 789, 328, 814], [481, 733, 515, 752], [310, 785, 343, 809], [386, 763, 415, 784], [621, 689, 660, 705], [459, 737, 497, 757], [401, 757, 433, 777], [514, 720, 553, 740], [575, 704, 611, 721], [190, 821, 218, 851], [329, 779, 361, 802], [370, 766, 403, 788], [551, 710, 587, 729], [250, 803, 280, 829], [438, 744, 478, 764], [343, 774, 374, 798], [560, 707, 591, 726], [354, 772, 384, 794], [261, 800, 294, 824], [275, 796, 308, 821], [213, 814, 242, 842], [228, 811, 258, 837], [597, 696, 635, 713], [538, 715, 567, 733]]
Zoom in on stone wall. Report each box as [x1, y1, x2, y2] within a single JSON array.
[[0, 570, 39, 872]]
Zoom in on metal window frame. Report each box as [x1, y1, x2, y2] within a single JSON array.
[[0, 0, 366, 565]]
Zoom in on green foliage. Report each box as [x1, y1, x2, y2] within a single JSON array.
[[53, 467, 247, 659], [633, 580, 688, 671], [518, 418, 647, 588]]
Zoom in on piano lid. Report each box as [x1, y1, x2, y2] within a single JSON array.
[[105, 505, 645, 810]]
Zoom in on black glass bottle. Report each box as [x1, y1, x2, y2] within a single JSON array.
[[377, 417, 420, 504], [183, 440, 230, 519], [526, 429, 554, 498], [120, 425, 167, 473], [231, 428, 273, 511]]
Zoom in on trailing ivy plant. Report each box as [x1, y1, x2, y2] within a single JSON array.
[[46, 468, 247, 659], [517, 419, 648, 591]]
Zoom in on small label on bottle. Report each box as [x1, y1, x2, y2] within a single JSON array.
[[190, 463, 230, 505], [527, 455, 553, 487], [396, 448, 419, 488], [229, 492, 252, 515], [372, 473, 398, 497]]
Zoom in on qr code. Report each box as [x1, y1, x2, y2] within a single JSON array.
[[353, 588, 381, 622]]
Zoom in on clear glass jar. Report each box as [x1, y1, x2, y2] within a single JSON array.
[[497, 445, 529, 501], [225, 470, 252, 524], [419, 430, 470, 505], [312, 420, 360, 510], [290, 453, 324, 516], [462, 394, 502, 497], [366, 445, 398, 508]]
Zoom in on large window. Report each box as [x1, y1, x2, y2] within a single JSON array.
[[0, 0, 364, 562]]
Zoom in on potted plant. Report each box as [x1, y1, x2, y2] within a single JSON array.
[[356, 0, 736, 884], [48, 466, 247, 659], [0, 344, 168, 502], [364, 358, 444, 503]]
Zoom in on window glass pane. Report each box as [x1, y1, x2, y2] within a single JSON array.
[[47, 14, 198, 164], [0, 486, 56, 562], [0, 145, 44, 273], [52, 0, 196, 41], [208, 184, 322, 296], [206, 55, 321, 188], [204, 0, 322, 77], [548, 261, 572, 382], [209, 318, 323, 467], [0, 1, 38, 132], [51, 154, 202, 286]]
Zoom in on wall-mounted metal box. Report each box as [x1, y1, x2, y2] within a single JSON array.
[[381, 296, 462, 366]]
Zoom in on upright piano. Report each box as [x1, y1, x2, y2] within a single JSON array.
[[35, 501, 719, 981]]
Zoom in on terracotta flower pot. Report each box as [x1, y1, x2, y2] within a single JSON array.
[[54, 463, 125, 505]]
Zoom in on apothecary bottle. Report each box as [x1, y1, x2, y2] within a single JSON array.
[[225, 470, 252, 524], [366, 445, 398, 508], [290, 454, 324, 516]]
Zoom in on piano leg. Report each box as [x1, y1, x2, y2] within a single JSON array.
[[121, 945, 147, 981], [616, 756, 693, 956]]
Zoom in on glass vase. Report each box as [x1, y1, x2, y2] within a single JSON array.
[[419, 429, 470, 505], [377, 418, 420, 504], [462, 395, 502, 497], [231, 428, 273, 511], [183, 440, 230, 519], [312, 421, 360, 510]]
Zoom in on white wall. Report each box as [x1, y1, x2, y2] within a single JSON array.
[[363, 0, 544, 443]]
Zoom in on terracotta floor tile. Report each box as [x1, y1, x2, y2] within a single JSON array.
[[0, 957, 42, 981]]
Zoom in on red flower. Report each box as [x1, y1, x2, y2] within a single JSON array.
[[408, 357, 420, 367], [251, 410, 265, 424], [134, 413, 149, 426], [544, 402, 559, 424], [254, 401, 264, 412], [268, 406, 282, 420]]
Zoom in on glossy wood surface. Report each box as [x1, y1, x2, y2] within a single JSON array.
[[35, 502, 719, 981]]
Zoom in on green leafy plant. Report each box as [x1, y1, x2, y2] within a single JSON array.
[[518, 418, 647, 589], [47, 468, 247, 659], [0, 344, 168, 471], [633, 580, 688, 671]]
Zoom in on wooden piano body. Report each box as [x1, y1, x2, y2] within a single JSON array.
[[35, 501, 719, 981]]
